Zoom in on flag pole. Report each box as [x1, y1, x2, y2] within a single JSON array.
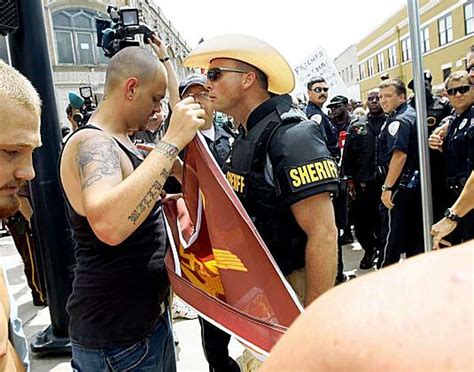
[[407, 0, 433, 252]]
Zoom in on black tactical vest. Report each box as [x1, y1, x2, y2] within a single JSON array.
[[224, 104, 309, 275]]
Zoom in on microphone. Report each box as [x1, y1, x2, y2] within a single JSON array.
[[68, 92, 85, 110]]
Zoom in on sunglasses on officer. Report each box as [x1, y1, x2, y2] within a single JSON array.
[[367, 95, 380, 102], [446, 85, 472, 96], [467, 65, 473, 74], [311, 87, 329, 93], [207, 67, 249, 82]]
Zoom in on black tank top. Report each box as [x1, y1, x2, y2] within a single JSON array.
[[59, 125, 169, 347]]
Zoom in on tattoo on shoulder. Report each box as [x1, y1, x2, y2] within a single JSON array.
[[154, 141, 179, 159], [75, 137, 121, 190], [128, 180, 163, 225]]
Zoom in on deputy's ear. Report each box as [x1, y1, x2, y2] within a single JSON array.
[[242, 71, 258, 90]]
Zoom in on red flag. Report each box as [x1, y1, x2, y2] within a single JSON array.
[[163, 134, 302, 354]]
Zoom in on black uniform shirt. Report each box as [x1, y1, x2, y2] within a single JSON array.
[[305, 101, 340, 158], [377, 102, 417, 167], [245, 95, 339, 207], [443, 105, 473, 178], [343, 113, 386, 182]]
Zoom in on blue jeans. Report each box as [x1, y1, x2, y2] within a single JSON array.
[[71, 312, 176, 371]]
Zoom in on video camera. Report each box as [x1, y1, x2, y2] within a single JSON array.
[[68, 86, 97, 127], [96, 6, 154, 58]]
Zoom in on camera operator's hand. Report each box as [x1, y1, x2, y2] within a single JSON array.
[[162, 97, 205, 151], [148, 34, 168, 60]]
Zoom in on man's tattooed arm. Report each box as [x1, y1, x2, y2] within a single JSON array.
[[128, 180, 163, 224], [75, 137, 121, 190], [153, 140, 179, 159], [127, 140, 179, 225]]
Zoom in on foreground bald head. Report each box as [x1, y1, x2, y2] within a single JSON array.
[[261, 242, 473, 371], [104, 46, 165, 97], [0, 60, 42, 218], [101, 47, 167, 131]]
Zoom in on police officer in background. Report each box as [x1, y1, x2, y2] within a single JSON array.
[[408, 71, 452, 220], [305, 77, 339, 159], [377, 79, 423, 268], [408, 71, 452, 132], [325, 95, 354, 282], [343, 89, 386, 269], [327, 95, 353, 139], [179, 74, 234, 168], [429, 70, 473, 247], [178, 73, 239, 372]]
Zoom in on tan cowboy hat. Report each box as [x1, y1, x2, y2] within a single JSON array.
[[183, 34, 295, 95]]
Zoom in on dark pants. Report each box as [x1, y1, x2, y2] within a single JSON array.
[[6, 211, 47, 305], [199, 317, 240, 372], [378, 188, 423, 268], [351, 181, 381, 256], [333, 190, 348, 279]]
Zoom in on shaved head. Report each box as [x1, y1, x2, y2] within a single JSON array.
[[104, 47, 166, 96]]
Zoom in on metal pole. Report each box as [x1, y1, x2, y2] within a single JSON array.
[[407, 0, 433, 252], [8, 0, 73, 353]]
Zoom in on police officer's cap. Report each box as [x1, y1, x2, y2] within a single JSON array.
[[183, 34, 295, 95], [179, 74, 207, 98], [407, 71, 432, 90], [326, 95, 349, 108]]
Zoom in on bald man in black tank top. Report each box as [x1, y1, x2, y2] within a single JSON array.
[[59, 45, 206, 371]]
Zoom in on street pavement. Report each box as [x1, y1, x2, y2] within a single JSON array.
[[0, 232, 371, 371]]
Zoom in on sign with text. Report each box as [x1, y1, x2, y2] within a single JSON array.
[[294, 46, 350, 102]]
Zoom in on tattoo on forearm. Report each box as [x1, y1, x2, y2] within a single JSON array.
[[128, 180, 163, 224], [154, 141, 179, 159], [76, 137, 121, 190], [160, 168, 170, 178]]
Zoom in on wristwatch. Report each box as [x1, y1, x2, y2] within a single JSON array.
[[381, 184, 394, 192], [444, 208, 460, 222]]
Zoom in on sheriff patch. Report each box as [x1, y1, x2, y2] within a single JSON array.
[[226, 171, 246, 194], [286, 158, 339, 191]]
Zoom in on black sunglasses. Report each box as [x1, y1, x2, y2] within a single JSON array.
[[367, 96, 380, 102], [311, 87, 329, 93], [467, 65, 473, 74], [446, 85, 472, 96], [207, 67, 248, 81]]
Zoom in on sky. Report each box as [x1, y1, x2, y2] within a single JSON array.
[[156, 0, 408, 66]]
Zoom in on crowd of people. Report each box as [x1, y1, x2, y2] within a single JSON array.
[[0, 29, 472, 371]]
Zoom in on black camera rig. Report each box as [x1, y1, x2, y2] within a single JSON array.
[[96, 6, 154, 58]]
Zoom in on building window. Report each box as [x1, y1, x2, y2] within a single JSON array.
[[442, 66, 451, 81], [350, 65, 354, 81], [438, 14, 453, 46], [388, 45, 397, 67], [359, 63, 366, 80], [52, 8, 108, 65], [465, 2, 473, 35], [421, 27, 430, 53], [401, 37, 411, 62], [377, 52, 385, 72], [367, 59, 374, 77]]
